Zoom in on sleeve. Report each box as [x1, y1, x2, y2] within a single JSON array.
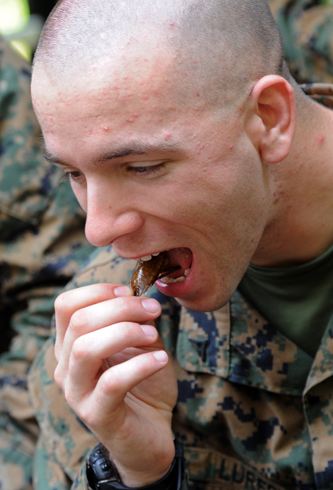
[[0, 37, 94, 490], [27, 248, 190, 490]]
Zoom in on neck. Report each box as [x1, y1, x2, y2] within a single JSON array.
[[253, 95, 333, 267]]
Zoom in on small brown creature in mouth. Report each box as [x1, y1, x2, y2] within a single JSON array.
[[130, 252, 181, 296]]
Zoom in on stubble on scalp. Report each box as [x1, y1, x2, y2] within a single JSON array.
[[32, 0, 284, 110]]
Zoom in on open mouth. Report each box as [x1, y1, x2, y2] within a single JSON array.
[[130, 248, 193, 296]]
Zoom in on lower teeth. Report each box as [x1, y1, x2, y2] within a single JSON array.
[[160, 275, 186, 284], [159, 268, 190, 284]]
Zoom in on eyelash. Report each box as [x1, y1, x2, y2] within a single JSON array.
[[61, 162, 167, 182], [126, 162, 166, 176], [63, 170, 84, 183]]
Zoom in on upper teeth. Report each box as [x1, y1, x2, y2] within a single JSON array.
[[140, 252, 161, 261]]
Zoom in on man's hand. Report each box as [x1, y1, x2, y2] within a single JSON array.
[[54, 284, 178, 487]]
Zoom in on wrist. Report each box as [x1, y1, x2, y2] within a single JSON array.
[[113, 445, 175, 487], [115, 462, 173, 487], [86, 440, 185, 490]]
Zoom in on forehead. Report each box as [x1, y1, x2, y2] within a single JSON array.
[[31, 53, 242, 167], [33, 71, 210, 165], [32, 64, 212, 147], [32, 46, 212, 119]]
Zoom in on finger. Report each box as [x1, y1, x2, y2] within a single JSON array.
[[56, 295, 161, 369], [89, 350, 169, 423], [54, 283, 132, 358], [62, 323, 159, 400]]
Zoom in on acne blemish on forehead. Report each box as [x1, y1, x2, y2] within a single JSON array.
[[102, 126, 112, 133], [126, 113, 140, 123], [164, 132, 173, 141], [316, 134, 325, 146]]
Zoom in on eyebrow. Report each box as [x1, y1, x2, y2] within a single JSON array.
[[42, 141, 179, 167]]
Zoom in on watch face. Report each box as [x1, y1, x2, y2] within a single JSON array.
[[87, 444, 120, 489]]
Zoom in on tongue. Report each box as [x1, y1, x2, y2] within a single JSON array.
[[130, 248, 192, 296]]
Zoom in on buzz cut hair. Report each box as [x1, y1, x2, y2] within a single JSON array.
[[33, 0, 285, 107]]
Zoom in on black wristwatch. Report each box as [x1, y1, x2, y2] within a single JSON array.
[[86, 441, 185, 489]]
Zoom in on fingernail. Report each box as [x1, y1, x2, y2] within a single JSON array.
[[141, 298, 160, 313], [114, 286, 132, 297], [141, 325, 157, 338], [153, 350, 168, 363]]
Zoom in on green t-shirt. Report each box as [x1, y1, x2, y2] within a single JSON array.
[[238, 245, 333, 357]]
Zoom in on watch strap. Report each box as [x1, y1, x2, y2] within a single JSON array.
[[87, 440, 185, 490]]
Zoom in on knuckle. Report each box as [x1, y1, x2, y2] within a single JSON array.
[[69, 310, 87, 336], [100, 371, 121, 397], [79, 408, 95, 427], [121, 321, 140, 338], [71, 337, 89, 362], [54, 365, 64, 388], [114, 296, 133, 315], [63, 384, 77, 408], [54, 291, 71, 314]]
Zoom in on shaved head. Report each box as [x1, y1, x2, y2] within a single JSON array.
[[33, 0, 284, 108]]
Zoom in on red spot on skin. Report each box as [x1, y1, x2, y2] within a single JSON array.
[[102, 126, 112, 133], [168, 22, 178, 29], [196, 143, 206, 152], [126, 113, 140, 123], [164, 132, 173, 141], [228, 145, 234, 151], [316, 134, 325, 146]]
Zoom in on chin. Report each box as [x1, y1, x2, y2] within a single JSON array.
[[175, 292, 230, 313]]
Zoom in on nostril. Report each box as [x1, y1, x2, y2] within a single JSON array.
[[85, 210, 144, 247]]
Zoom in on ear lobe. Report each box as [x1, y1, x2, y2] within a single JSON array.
[[250, 75, 295, 163]]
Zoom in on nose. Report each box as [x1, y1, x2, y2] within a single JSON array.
[[84, 200, 144, 248]]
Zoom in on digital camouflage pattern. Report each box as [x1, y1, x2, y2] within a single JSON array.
[[2, 1, 333, 489], [28, 244, 333, 489], [269, 0, 333, 83], [0, 37, 94, 490]]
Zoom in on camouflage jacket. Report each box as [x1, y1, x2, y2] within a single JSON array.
[[28, 244, 333, 490], [0, 37, 94, 489], [3, 2, 333, 489]]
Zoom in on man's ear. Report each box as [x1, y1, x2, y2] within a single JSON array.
[[246, 75, 295, 163]]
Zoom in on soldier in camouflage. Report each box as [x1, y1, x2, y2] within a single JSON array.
[[28, 0, 333, 488], [0, 37, 94, 489], [2, 0, 333, 489]]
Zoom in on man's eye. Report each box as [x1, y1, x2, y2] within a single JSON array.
[[64, 170, 85, 183], [126, 162, 166, 176]]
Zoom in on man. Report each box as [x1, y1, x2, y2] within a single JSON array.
[[0, 36, 93, 489], [30, 0, 333, 488]]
